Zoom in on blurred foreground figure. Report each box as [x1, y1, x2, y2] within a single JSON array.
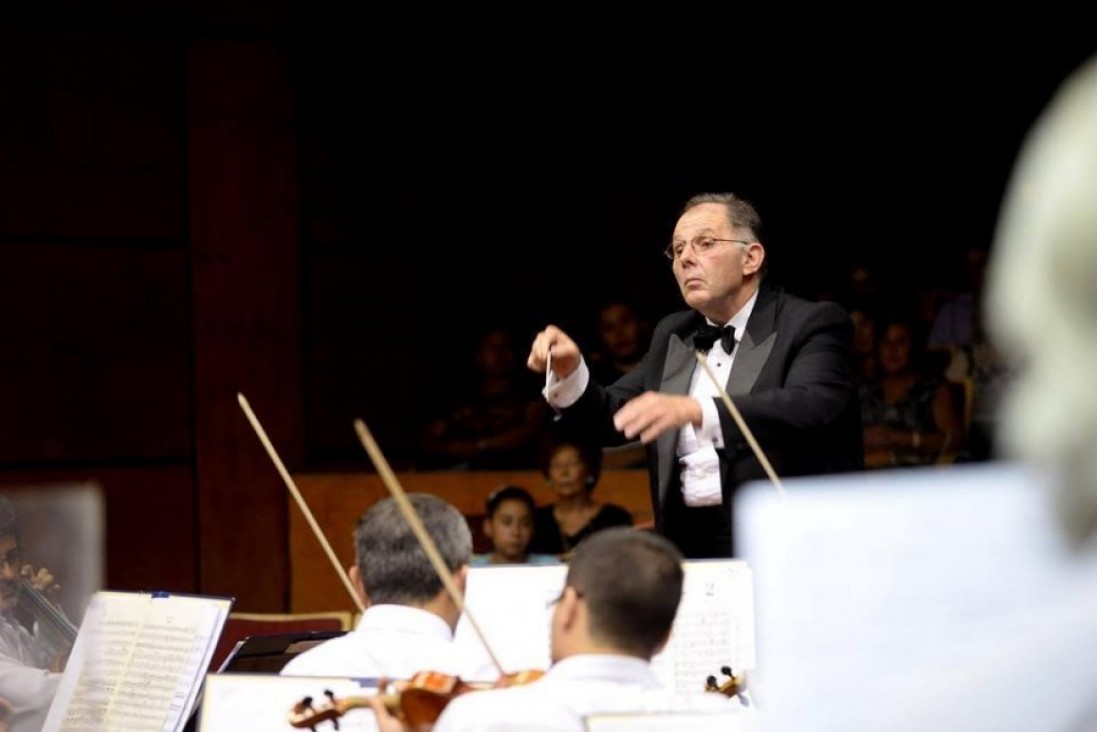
[[859, 54, 1097, 732], [986, 55, 1097, 548]]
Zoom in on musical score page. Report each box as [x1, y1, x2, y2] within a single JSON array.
[[43, 590, 232, 732]]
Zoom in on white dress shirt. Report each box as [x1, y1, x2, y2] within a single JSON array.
[[0, 612, 62, 732], [279, 604, 467, 680], [433, 654, 747, 732]]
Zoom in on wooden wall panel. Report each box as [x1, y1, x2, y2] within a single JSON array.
[[188, 38, 300, 610], [0, 245, 190, 462], [0, 32, 184, 239], [288, 470, 652, 613]]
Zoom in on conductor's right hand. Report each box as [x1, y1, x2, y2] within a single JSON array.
[[528, 325, 581, 381]]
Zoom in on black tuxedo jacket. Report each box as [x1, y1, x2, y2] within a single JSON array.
[[558, 284, 864, 552]]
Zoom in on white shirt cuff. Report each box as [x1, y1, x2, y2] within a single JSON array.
[[544, 359, 589, 408]]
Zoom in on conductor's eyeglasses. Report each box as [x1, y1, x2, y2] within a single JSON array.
[[665, 237, 750, 261]]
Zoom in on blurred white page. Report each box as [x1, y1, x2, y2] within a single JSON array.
[[585, 709, 759, 731], [735, 461, 1097, 731], [200, 674, 378, 732]]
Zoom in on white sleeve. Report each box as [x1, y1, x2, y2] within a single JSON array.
[[542, 360, 590, 409]]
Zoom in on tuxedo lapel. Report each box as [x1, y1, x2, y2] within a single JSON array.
[[727, 329, 776, 395], [728, 286, 778, 395]]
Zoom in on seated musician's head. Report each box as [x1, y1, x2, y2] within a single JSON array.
[[985, 55, 1097, 547], [0, 495, 24, 612], [549, 527, 683, 664], [351, 494, 472, 630]]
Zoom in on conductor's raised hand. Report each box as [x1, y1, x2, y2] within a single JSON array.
[[528, 325, 581, 380], [612, 392, 703, 444]]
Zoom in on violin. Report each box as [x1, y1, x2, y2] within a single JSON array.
[[705, 665, 749, 706], [18, 576, 78, 646], [289, 669, 546, 730]]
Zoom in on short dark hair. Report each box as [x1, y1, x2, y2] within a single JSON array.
[[485, 485, 536, 518], [565, 527, 684, 658], [354, 494, 472, 606]]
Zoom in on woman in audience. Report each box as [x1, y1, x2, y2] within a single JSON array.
[[470, 486, 560, 566], [527, 438, 633, 557], [860, 314, 965, 468]]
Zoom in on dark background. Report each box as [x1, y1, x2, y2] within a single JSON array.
[[1, 3, 1091, 608]]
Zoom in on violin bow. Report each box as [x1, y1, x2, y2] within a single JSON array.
[[237, 393, 366, 613], [353, 419, 507, 678], [694, 352, 785, 497]]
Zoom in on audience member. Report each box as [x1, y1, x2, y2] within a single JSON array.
[[469, 486, 560, 567], [587, 299, 651, 470], [860, 314, 964, 467], [419, 325, 548, 470], [943, 295, 1013, 462], [280, 493, 477, 681], [0, 495, 67, 732], [527, 439, 633, 558], [368, 528, 748, 731], [847, 298, 879, 384], [926, 245, 990, 362], [587, 299, 649, 385]]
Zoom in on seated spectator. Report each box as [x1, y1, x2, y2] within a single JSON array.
[[528, 439, 633, 558], [926, 245, 990, 364], [860, 314, 965, 468], [418, 325, 548, 470], [587, 299, 650, 385], [944, 298, 1013, 462], [586, 299, 650, 470], [847, 297, 879, 384], [470, 486, 561, 567]]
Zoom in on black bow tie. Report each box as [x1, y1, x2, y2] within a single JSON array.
[[694, 323, 736, 353]]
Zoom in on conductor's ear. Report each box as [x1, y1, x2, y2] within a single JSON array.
[[744, 242, 765, 276]]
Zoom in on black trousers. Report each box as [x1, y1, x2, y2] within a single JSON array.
[[661, 482, 734, 559]]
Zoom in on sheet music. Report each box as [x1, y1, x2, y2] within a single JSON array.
[[200, 675, 378, 732], [649, 560, 754, 695], [454, 560, 754, 697], [43, 591, 232, 732]]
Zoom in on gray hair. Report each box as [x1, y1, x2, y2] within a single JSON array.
[[354, 494, 472, 605], [565, 528, 684, 659], [680, 192, 762, 241]]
